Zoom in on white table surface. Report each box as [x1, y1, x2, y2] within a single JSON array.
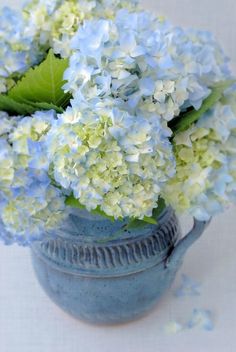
[[0, 1, 236, 351]]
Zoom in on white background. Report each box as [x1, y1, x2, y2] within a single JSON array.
[[0, 1, 236, 351]]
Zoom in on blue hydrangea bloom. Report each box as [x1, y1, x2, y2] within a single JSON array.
[[174, 274, 201, 298], [0, 6, 45, 92], [187, 309, 214, 331], [64, 9, 230, 122], [0, 111, 67, 245]]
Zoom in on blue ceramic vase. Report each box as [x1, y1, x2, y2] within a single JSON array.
[[31, 207, 209, 325]]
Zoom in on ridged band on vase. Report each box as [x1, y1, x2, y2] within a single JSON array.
[[31, 207, 181, 277]]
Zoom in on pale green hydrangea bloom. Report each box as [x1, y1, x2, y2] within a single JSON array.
[[46, 102, 175, 219], [162, 92, 236, 220]]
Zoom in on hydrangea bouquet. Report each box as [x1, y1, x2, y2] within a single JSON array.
[[1, 0, 236, 246]]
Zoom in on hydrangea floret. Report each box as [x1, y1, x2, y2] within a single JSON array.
[[0, 0, 235, 245]]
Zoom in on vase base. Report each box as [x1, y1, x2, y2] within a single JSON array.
[[31, 250, 180, 325]]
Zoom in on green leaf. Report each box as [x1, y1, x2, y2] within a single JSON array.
[[65, 196, 166, 228], [152, 197, 166, 218], [27, 101, 64, 113], [0, 95, 35, 115], [98, 199, 166, 243], [125, 198, 166, 230], [65, 195, 115, 221], [0, 95, 64, 115], [125, 219, 148, 230], [142, 216, 158, 225], [8, 49, 71, 107], [90, 207, 115, 222], [65, 196, 85, 209], [125, 216, 157, 231], [169, 80, 236, 136]]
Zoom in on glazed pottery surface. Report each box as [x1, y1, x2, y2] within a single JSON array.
[[31, 207, 209, 325]]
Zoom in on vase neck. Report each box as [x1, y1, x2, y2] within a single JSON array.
[[50, 206, 172, 243]]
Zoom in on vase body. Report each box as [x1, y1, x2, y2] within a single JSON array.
[[31, 207, 206, 325]]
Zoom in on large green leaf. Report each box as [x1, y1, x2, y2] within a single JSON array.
[[0, 95, 35, 115], [169, 80, 235, 136], [8, 50, 71, 107]]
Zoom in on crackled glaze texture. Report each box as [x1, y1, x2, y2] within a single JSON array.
[[31, 207, 209, 324]]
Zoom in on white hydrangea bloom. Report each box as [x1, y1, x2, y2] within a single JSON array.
[[46, 101, 175, 219], [63, 10, 229, 122], [162, 92, 236, 221]]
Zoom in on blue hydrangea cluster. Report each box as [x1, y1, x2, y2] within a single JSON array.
[[0, 110, 67, 245], [63, 10, 230, 121], [0, 0, 236, 245]]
